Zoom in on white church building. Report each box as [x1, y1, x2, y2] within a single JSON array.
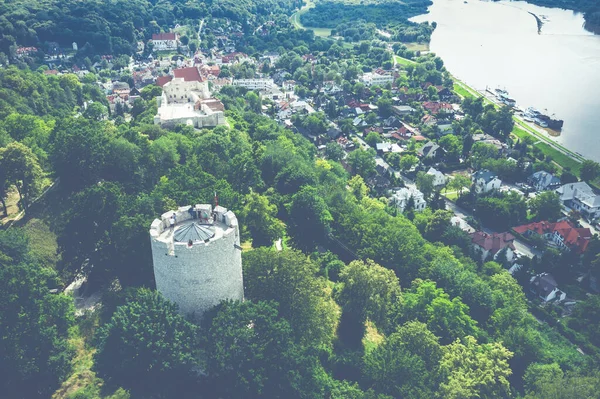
[[154, 67, 226, 128]]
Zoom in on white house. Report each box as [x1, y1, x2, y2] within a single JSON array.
[[361, 71, 394, 87], [427, 167, 447, 187], [472, 169, 502, 194], [151, 33, 179, 51], [469, 231, 515, 263], [555, 182, 600, 220], [527, 171, 561, 192], [232, 78, 274, 91], [530, 273, 567, 302], [390, 187, 427, 213]]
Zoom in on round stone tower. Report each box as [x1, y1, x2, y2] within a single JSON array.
[[149, 204, 244, 318]]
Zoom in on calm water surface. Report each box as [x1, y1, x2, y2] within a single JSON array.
[[411, 0, 600, 161]]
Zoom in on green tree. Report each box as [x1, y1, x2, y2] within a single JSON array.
[[242, 248, 339, 347], [205, 300, 315, 398], [245, 91, 262, 113], [438, 336, 513, 399], [0, 229, 75, 398], [348, 175, 369, 201], [288, 186, 333, 250], [399, 154, 418, 171], [325, 141, 345, 162], [363, 322, 442, 399], [439, 134, 462, 161], [337, 259, 401, 330], [94, 289, 198, 395], [579, 159, 600, 182], [0, 142, 44, 210], [347, 148, 376, 177], [395, 279, 478, 344], [529, 191, 563, 221], [447, 174, 471, 196], [365, 131, 382, 148], [83, 102, 108, 121], [241, 191, 284, 247], [416, 171, 435, 199], [51, 118, 110, 189]]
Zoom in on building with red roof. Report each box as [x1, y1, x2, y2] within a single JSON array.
[[513, 220, 591, 253], [422, 101, 453, 115], [470, 231, 516, 263], [151, 32, 179, 51]]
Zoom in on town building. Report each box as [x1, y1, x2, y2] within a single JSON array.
[[427, 167, 447, 187], [530, 273, 566, 302], [527, 171, 561, 192], [555, 182, 600, 220], [232, 78, 274, 91], [151, 32, 179, 51], [513, 220, 592, 253], [417, 141, 443, 160], [154, 67, 226, 128], [469, 231, 515, 263], [472, 170, 502, 194], [390, 187, 427, 212], [361, 70, 395, 87], [149, 204, 244, 318]]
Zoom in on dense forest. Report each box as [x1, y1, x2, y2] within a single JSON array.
[[0, 0, 301, 56], [300, 0, 434, 42]]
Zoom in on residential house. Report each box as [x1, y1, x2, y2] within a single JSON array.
[[470, 231, 515, 263], [392, 105, 416, 117], [427, 167, 447, 187], [472, 170, 502, 194], [513, 220, 592, 253], [422, 114, 437, 126], [555, 182, 600, 220], [233, 78, 274, 91], [361, 70, 394, 87], [417, 141, 443, 160], [528, 171, 561, 192], [530, 273, 566, 302], [151, 33, 179, 51], [390, 187, 427, 212], [436, 123, 454, 136], [422, 101, 453, 116]]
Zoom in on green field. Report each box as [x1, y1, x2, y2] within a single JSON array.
[[394, 55, 416, 66]]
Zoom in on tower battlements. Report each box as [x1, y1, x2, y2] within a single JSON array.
[[149, 204, 243, 318]]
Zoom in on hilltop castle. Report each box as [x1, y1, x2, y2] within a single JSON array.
[[149, 204, 244, 318]]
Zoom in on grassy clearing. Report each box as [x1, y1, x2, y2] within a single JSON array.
[[452, 82, 475, 100], [362, 320, 384, 354], [22, 218, 59, 269], [535, 142, 582, 174], [394, 55, 416, 66], [443, 191, 459, 201], [0, 187, 21, 227], [404, 42, 430, 52]]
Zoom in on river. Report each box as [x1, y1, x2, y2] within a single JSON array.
[[411, 0, 600, 162]]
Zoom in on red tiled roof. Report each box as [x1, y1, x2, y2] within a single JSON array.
[[156, 75, 172, 87], [513, 220, 592, 253], [413, 135, 427, 141], [470, 231, 516, 254], [422, 101, 453, 115], [173, 67, 204, 82], [152, 33, 176, 41]]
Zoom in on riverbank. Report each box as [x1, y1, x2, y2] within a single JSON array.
[[449, 71, 586, 175]]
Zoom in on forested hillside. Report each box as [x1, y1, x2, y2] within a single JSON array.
[[0, 0, 300, 56]]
